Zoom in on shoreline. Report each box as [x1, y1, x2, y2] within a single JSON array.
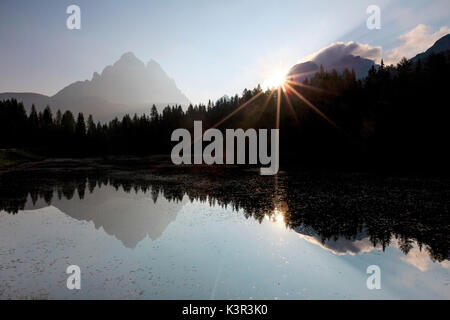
[[1, 150, 450, 178]]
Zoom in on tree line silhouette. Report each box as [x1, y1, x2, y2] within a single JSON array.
[[0, 52, 449, 169]]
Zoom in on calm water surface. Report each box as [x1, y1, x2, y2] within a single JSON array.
[[0, 170, 449, 299]]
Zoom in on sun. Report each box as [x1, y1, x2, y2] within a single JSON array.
[[262, 69, 287, 91]]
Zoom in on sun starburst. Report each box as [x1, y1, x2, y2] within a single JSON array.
[[262, 71, 287, 90]]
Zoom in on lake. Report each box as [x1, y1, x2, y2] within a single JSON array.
[[0, 168, 449, 299]]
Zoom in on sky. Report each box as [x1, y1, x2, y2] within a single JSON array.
[[0, 0, 449, 104]]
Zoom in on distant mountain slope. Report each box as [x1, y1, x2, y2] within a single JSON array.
[[287, 55, 376, 82], [288, 32, 450, 83], [411, 34, 450, 62], [331, 55, 375, 78], [0, 53, 190, 122], [0, 92, 51, 112], [289, 34, 450, 83], [287, 61, 319, 82]]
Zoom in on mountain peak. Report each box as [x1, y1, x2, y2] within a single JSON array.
[[92, 72, 101, 81], [119, 52, 139, 61], [46, 52, 190, 121], [113, 52, 146, 70], [147, 59, 161, 69]]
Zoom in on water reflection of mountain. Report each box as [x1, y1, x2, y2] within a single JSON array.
[[0, 170, 448, 262], [294, 225, 380, 255], [24, 185, 186, 248]]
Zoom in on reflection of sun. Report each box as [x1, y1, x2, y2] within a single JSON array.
[[274, 208, 285, 224], [262, 70, 287, 91], [266, 207, 285, 225]]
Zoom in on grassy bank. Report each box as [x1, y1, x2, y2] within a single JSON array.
[[0, 149, 43, 171]]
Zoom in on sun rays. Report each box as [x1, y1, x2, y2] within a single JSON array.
[[260, 68, 338, 129], [268, 71, 338, 130], [283, 82, 338, 129], [183, 67, 340, 176], [210, 91, 265, 130], [202, 68, 339, 137]]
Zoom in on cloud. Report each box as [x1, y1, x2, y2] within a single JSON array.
[[302, 41, 382, 66], [300, 24, 450, 67], [385, 24, 450, 65]]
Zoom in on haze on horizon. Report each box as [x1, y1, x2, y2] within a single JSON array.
[[0, 0, 449, 104]]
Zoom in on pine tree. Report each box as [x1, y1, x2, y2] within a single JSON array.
[[55, 110, 62, 127], [150, 105, 159, 122], [61, 111, 76, 134], [76, 113, 86, 137], [29, 104, 39, 128], [87, 115, 96, 137], [42, 106, 53, 128]]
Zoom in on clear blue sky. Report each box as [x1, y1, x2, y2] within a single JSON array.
[[0, 0, 448, 104]]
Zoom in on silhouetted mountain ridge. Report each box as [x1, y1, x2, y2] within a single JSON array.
[[0, 52, 190, 121], [411, 34, 450, 62]]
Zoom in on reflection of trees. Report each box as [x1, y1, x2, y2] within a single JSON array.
[[0, 170, 448, 262], [281, 174, 450, 262]]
